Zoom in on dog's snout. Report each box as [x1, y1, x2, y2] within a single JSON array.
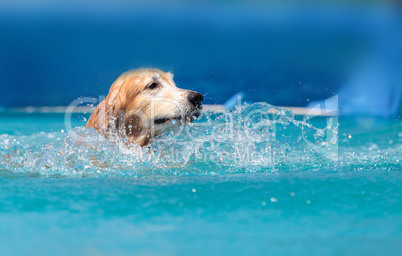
[[188, 92, 204, 108]]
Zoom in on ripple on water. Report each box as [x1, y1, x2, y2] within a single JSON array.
[[0, 103, 400, 177]]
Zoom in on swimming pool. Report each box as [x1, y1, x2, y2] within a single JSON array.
[[0, 103, 401, 255]]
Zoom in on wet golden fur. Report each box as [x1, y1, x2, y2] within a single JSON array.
[[86, 68, 203, 146]]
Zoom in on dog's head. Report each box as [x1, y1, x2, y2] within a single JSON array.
[[86, 68, 203, 146]]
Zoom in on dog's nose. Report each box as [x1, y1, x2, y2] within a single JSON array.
[[188, 92, 204, 108]]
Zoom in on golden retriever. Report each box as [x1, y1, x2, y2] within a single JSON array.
[[86, 68, 203, 147]]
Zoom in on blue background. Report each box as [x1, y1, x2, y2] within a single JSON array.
[[0, 1, 401, 116]]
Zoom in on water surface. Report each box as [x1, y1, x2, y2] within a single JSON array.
[[0, 104, 401, 255]]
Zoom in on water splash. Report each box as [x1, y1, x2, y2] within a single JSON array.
[[0, 103, 400, 177]]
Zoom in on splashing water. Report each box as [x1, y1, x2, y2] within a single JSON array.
[[0, 103, 400, 177]]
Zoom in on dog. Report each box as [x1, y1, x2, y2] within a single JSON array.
[[86, 68, 203, 147]]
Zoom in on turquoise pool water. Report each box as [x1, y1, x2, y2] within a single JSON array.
[[0, 104, 401, 255]]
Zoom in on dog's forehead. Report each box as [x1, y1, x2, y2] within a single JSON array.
[[153, 71, 175, 86], [122, 69, 176, 91], [152, 72, 161, 80]]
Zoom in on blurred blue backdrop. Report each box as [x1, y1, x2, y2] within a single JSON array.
[[0, 1, 401, 117]]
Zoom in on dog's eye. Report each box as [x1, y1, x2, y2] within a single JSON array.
[[147, 83, 159, 90]]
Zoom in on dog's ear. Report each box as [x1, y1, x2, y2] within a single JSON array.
[[124, 111, 149, 146], [85, 100, 108, 133], [86, 77, 128, 135]]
